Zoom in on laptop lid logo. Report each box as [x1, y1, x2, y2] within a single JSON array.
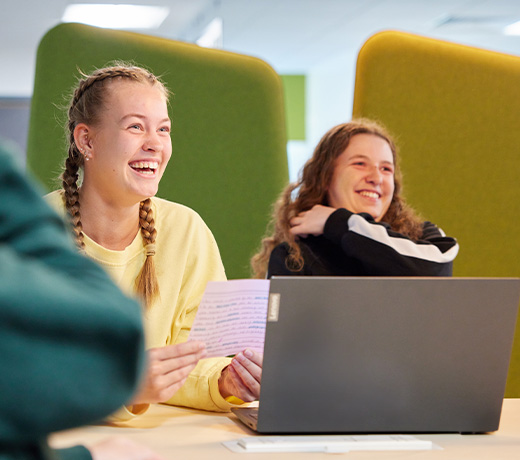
[[267, 293, 280, 322]]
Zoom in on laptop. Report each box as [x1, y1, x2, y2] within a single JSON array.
[[231, 276, 520, 434]]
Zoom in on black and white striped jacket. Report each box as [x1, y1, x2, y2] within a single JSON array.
[[267, 208, 459, 278]]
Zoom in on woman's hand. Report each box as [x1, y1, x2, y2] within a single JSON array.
[[131, 341, 207, 405], [218, 349, 262, 402], [289, 205, 336, 237]]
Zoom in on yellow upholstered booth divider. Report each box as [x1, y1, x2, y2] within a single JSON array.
[[26, 23, 288, 279], [353, 30, 520, 396]]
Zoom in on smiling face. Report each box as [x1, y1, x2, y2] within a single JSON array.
[[81, 80, 172, 206], [326, 133, 395, 221]]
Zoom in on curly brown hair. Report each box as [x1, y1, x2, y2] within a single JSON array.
[[251, 119, 424, 278], [61, 63, 169, 308]]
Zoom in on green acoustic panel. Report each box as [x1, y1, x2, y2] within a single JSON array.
[[280, 74, 306, 140], [353, 30, 520, 396], [27, 23, 288, 279]]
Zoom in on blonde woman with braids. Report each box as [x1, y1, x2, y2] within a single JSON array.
[[252, 119, 459, 279], [46, 64, 262, 422]]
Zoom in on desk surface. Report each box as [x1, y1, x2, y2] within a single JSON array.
[[50, 399, 520, 459]]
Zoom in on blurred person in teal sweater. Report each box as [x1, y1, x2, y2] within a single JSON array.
[[0, 138, 165, 460]]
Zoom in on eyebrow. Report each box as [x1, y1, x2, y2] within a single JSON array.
[[349, 154, 394, 165], [120, 113, 171, 124]]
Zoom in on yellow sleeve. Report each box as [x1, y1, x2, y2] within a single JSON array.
[[166, 357, 236, 412], [104, 404, 150, 425], [161, 206, 242, 411]]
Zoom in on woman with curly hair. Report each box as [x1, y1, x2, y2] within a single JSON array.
[[252, 119, 458, 279]]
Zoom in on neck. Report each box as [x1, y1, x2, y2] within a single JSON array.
[[78, 187, 142, 251]]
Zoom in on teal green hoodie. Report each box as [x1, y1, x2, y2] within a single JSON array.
[[0, 140, 145, 460]]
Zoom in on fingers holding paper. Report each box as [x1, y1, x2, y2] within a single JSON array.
[[131, 341, 207, 405], [233, 348, 263, 388], [219, 348, 263, 402]]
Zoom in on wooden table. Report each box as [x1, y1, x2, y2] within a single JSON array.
[[50, 399, 520, 459]]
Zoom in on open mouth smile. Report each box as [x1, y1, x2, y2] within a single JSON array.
[[129, 161, 159, 176], [358, 190, 380, 199]]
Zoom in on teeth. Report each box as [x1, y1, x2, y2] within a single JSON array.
[[130, 161, 158, 171], [359, 191, 379, 199]]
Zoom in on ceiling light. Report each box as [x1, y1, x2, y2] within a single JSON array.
[[62, 4, 169, 29], [504, 20, 520, 35], [196, 17, 223, 48]]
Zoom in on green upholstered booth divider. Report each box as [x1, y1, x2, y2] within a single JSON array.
[[353, 30, 520, 396], [280, 75, 306, 140], [27, 23, 288, 279]]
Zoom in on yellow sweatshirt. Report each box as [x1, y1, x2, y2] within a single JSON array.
[[46, 191, 236, 421]]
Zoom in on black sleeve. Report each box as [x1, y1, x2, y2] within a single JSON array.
[[323, 208, 459, 276], [267, 242, 298, 278]]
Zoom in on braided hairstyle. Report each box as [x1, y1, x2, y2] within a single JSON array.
[[62, 63, 169, 308], [250, 119, 424, 279]]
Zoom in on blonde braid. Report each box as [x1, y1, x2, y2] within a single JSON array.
[[61, 106, 86, 248], [61, 69, 117, 248], [61, 152, 84, 248], [135, 198, 160, 308]]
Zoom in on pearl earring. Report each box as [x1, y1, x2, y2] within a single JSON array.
[[80, 148, 91, 161]]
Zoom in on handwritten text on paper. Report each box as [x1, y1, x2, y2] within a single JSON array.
[[188, 279, 270, 357]]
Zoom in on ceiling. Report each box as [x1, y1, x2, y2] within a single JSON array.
[[4, 0, 520, 97]]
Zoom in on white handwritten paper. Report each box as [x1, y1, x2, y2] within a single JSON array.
[[188, 279, 270, 357]]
